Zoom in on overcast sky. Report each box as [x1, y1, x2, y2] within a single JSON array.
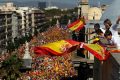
[[1, 0, 113, 4], [0, 0, 113, 8]]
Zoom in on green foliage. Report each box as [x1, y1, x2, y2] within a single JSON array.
[[0, 55, 23, 80], [28, 33, 32, 42], [6, 41, 15, 53], [44, 9, 62, 17], [34, 28, 38, 36], [60, 15, 69, 25], [50, 18, 57, 26], [19, 36, 26, 44], [14, 37, 20, 49]]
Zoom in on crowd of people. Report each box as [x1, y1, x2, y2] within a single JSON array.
[[1, 16, 120, 79], [0, 26, 77, 80], [16, 26, 77, 80]]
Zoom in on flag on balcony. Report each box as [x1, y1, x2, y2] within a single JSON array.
[[108, 49, 120, 53], [82, 43, 109, 60], [34, 40, 80, 56], [67, 19, 84, 31]]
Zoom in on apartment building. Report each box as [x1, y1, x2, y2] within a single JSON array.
[[16, 7, 46, 36], [31, 8, 46, 35], [0, 3, 46, 53], [0, 11, 13, 52]]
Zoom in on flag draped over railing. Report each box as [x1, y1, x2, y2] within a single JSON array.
[[81, 43, 110, 60], [34, 39, 119, 61]]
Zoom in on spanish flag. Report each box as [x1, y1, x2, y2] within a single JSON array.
[[82, 43, 109, 60], [67, 20, 84, 31], [34, 40, 80, 56]]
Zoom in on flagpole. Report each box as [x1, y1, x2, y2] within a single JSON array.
[[77, 0, 81, 19]]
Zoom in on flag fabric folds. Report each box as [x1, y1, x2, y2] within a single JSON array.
[[81, 43, 109, 60], [108, 49, 120, 53], [34, 39, 112, 60], [67, 20, 84, 31], [34, 40, 80, 56]]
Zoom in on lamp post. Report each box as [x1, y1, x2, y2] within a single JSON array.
[[22, 42, 32, 69]]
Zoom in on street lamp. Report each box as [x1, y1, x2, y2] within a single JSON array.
[[22, 42, 32, 69]]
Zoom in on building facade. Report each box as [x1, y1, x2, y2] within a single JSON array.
[[31, 8, 46, 35], [0, 11, 13, 52], [38, 2, 47, 9], [0, 3, 46, 53]]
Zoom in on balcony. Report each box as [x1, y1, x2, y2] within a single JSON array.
[[94, 53, 120, 80]]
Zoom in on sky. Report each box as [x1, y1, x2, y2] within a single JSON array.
[[3, 0, 113, 4], [0, 0, 113, 8], [0, 0, 113, 4]]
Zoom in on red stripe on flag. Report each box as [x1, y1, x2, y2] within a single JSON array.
[[75, 23, 84, 31], [65, 39, 80, 45], [67, 20, 81, 28], [67, 20, 84, 31], [83, 44, 104, 60], [34, 40, 80, 56]]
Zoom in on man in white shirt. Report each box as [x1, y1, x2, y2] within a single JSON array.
[[103, 17, 120, 49]]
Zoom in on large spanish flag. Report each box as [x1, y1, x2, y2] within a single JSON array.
[[34, 40, 80, 56], [82, 43, 109, 60], [67, 20, 84, 31]]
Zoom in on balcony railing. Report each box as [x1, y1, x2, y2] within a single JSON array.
[[94, 53, 120, 80]]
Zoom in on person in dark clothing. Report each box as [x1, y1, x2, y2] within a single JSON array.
[[78, 62, 89, 80], [72, 31, 77, 41], [77, 27, 86, 57], [90, 23, 103, 36]]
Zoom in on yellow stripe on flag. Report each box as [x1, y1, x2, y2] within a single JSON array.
[[34, 40, 80, 56], [69, 21, 84, 31], [42, 40, 72, 54], [83, 43, 106, 60]]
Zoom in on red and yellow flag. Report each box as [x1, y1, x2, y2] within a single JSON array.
[[82, 43, 109, 60], [67, 20, 84, 31], [34, 40, 80, 56]]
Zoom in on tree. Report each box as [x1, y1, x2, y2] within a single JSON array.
[[14, 37, 20, 49], [28, 33, 32, 42], [6, 41, 15, 53], [34, 27, 38, 36], [50, 18, 57, 26], [60, 15, 69, 25], [0, 55, 23, 80]]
